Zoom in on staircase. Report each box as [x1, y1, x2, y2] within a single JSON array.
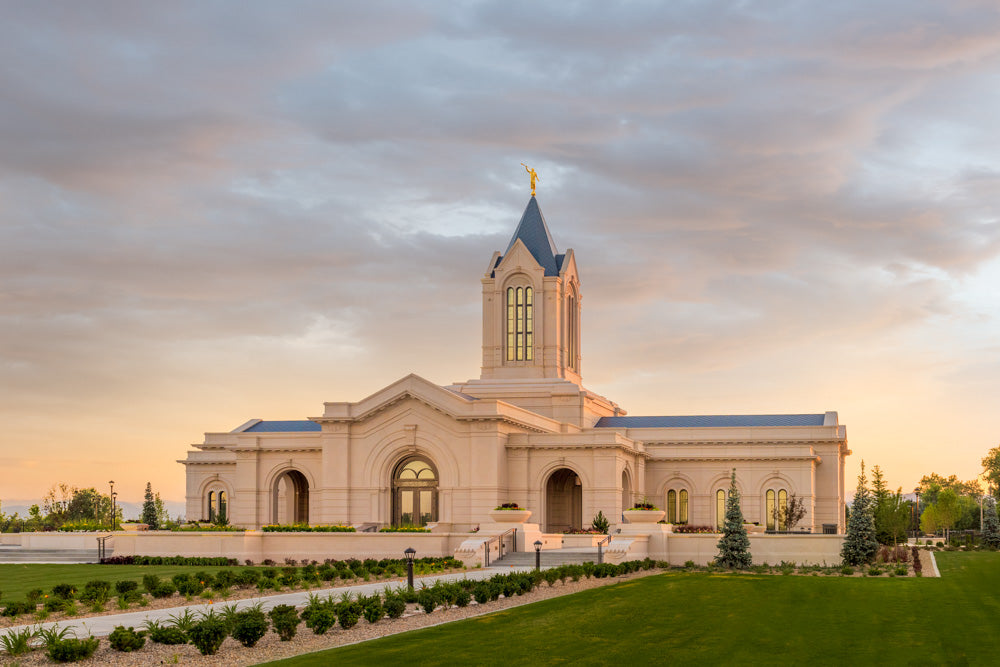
[[490, 547, 602, 568], [0, 546, 102, 564]]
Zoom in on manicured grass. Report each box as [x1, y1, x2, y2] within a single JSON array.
[[0, 564, 238, 601], [266, 552, 1000, 666]]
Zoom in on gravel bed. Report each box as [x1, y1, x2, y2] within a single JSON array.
[[1, 568, 666, 666]]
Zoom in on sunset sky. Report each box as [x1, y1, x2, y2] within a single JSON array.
[[2, 2, 999, 508]]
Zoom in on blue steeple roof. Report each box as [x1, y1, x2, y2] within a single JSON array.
[[503, 196, 561, 276]]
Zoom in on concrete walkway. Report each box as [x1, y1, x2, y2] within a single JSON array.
[[1, 567, 530, 640]]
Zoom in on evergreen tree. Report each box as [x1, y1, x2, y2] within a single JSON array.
[[982, 497, 1000, 550], [716, 470, 752, 569], [842, 461, 879, 565], [141, 482, 159, 530]]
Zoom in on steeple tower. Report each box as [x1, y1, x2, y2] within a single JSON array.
[[479, 196, 581, 383]]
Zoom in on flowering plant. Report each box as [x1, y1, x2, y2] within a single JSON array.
[[493, 503, 521, 510], [628, 501, 660, 511]]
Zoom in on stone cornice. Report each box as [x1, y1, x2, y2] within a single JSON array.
[[648, 454, 822, 463]]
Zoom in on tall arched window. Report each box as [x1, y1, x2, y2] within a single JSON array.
[[218, 491, 227, 523], [506, 286, 533, 362], [766, 488, 788, 530], [392, 457, 439, 526], [207, 491, 216, 522], [666, 489, 689, 524], [716, 489, 727, 531], [567, 291, 577, 371]]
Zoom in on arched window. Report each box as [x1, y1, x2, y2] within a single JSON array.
[[567, 291, 578, 371], [506, 286, 533, 362], [207, 491, 216, 522], [392, 457, 438, 526], [666, 489, 689, 524], [716, 489, 727, 531], [766, 488, 788, 530], [218, 491, 227, 523]]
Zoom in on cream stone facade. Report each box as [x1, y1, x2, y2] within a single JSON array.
[[181, 196, 850, 537]]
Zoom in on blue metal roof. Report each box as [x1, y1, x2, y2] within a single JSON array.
[[242, 420, 322, 433], [594, 414, 826, 428], [501, 196, 561, 276]]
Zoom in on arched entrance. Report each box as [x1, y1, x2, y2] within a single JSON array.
[[272, 470, 309, 525], [621, 470, 632, 517], [545, 468, 582, 533], [392, 457, 438, 527]]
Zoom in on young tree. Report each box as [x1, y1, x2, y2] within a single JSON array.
[[878, 490, 911, 547], [920, 504, 940, 536], [716, 470, 751, 569], [773, 493, 808, 531], [842, 461, 879, 566], [141, 483, 159, 530], [935, 488, 960, 541], [154, 493, 170, 529], [982, 446, 1000, 496], [982, 497, 1000, 550]]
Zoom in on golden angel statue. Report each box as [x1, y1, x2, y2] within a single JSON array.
[[521, 163, 539, 196]]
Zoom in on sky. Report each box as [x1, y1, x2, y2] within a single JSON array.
[[2, 2, 999, 507]]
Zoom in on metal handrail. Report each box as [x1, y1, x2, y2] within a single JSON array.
[[597, 534, 612, 564], [483, 528, 517, 567], [96, 534, 113, 562]]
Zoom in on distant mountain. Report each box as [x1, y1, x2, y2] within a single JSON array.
[[1, 499, 187, 522]]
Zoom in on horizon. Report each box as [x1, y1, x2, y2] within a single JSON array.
[[3, 4, 999, 504]]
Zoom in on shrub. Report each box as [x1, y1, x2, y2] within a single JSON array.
[[231, 609, 269, 647], [235, 569, 261, 588], [142, 574, 161, 594], [26, 588, 44, 602], [114, 580, 139, 595], [44, 597, 67, 612], [384, 595, 406, 619], [363, 596, 385, 623], [152, 581, 177, 599], [47, 636, 100, 663], [145, 621, 187, 645], [307, 607, 337, 635], [337, 600, 363, 629], [108, 626, 146, 652], [188, 616, 228, 656], [52, 583, 76, 600], [417, 588, 438, 614], [269, 604, 300, 641], [2, 600, 36, 617]]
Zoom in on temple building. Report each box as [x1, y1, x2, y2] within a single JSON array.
[[181, 195, 849, 535]]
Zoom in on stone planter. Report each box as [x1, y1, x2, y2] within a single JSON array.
[[624, 509, 666, 524], [489, 509, 532, 523]]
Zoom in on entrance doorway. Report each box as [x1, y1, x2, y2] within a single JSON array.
[[545, 468, 582, 532], [392, 457, 438, 527], [272, 470, 309, 525]]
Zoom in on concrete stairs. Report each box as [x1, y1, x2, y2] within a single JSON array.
[[491, 547, 602, 568], [0, 546, 102, 564]]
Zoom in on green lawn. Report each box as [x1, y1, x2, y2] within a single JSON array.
[[266, 552, 1000, 666], [0, 563, 239, 600]]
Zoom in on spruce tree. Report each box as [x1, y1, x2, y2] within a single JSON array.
[[982, 496, 1000, 550], [141, 482, 159, 530], [716, 470, 752, 569], [841, 462, 878, 565]]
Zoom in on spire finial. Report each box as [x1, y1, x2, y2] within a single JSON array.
[[521, 163, 539, 196]]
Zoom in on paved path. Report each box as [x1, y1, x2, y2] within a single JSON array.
[[1, 567, 530, 639]]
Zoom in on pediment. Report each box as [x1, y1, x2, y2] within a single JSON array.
[[494, 238, 545, 279], [320, 373, 477, 423]]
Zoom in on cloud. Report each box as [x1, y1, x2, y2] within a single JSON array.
[[2, 2, 1000, 500]]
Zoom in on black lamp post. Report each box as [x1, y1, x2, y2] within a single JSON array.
[[534, 540, 542, 571], [108, 480, 115, 531], [404, 547, 416, 590]]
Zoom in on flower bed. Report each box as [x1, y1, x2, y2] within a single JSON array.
[[261, 524, 356, 533], [672, 525, 718, 534], [378, 526, 431, 533]]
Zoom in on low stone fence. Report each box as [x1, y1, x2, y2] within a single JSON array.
[[109, 530, 469, 562], [644, 533, 845, 566]]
